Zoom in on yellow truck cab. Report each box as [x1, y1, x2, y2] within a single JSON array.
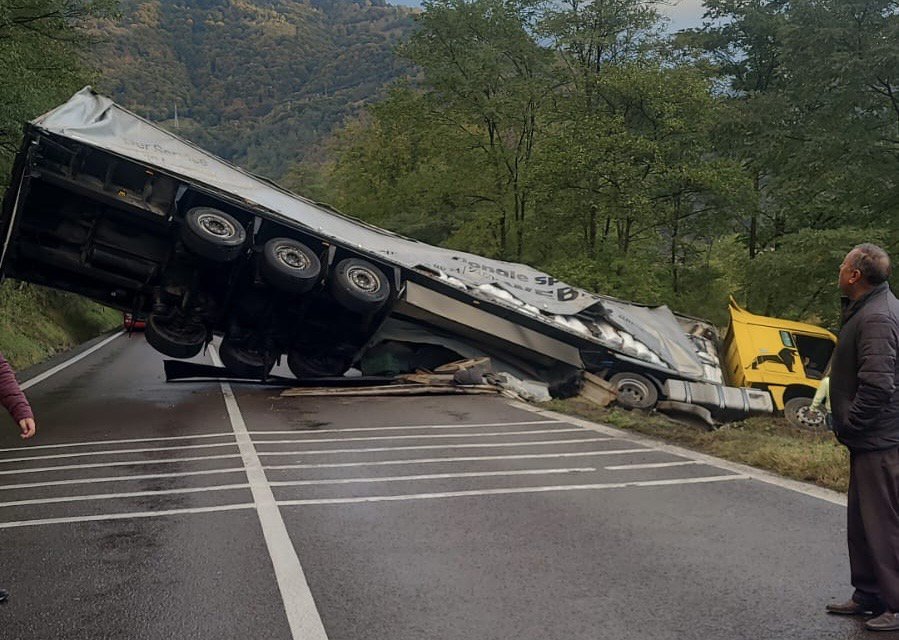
[[722, 297, 837, 428]]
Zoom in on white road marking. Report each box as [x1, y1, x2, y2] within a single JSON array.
[[0, 503, 256, 529], [605, 461, 701, 470], [0, 483, 250, 508], [277, 474, 749, 506], [0, 453, 243, 475], [269, 468, 597, 487], [251, 420, 563, 435], [253, 428, 583, 445], [265, 448, 650, 470], [0, 468, 246, 491], [211, 345, 329, 640], [0, 441, 238, 464], [508, 401, 849, 506], [257, 437, 612, 457], [21, 331, 125, 390], [0, 432, 235, 453]]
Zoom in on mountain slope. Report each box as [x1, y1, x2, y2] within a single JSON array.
[[92, 0, 415, 178]]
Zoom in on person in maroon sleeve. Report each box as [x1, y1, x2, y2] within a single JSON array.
[[0, 352, 35, 604]]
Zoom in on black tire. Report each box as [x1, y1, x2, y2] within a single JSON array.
[[181, 207, 247, 262], [145, 312, 206, 359], [219, 339, 273, 380], [260, 238, 321, 293], [785, 396, 825, 430], [610, 372, 659, 410], [287, 349, 348, 378], [329, 258, 390, 314]]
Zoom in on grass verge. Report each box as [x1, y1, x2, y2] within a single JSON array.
[[0, 280, 121, 370], [543, 398, 850, 494]]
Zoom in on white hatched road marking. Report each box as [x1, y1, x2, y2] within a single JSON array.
[[21, 332, 124, 390], [277, 474, 749, 506], [251, 420, 562, 435], [253, 428, 583, 444], [0, 441, 238, 464], [210, 345, 329, 640], [0, 503, 256, 529], [0, 483, 250, 508], [265, 448, 651, 470], [0, 467, 247, 491], [0, 432, 234, 453], [606, 461, 701, 470], [257, 437, 612, 457], [269, 468, 597, 487], [0, 453, 243, 475]]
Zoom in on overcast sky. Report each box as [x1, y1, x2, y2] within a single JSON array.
[[388, 0, 708, 32]]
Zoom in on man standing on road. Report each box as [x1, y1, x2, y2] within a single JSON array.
[[0, 351, 36, 604], [826, 243, 899, 632]]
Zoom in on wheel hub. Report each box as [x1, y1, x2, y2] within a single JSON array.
[[347, 266, 379, 292], [276, 245, 310, 270], [796, 406, 824, 429], [618, 380, 649, 404], [198, 213, 235, 238]]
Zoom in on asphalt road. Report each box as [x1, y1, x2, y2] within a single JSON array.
[[0, 333, 885, 639]]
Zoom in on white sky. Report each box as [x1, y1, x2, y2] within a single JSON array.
[[388, 0, 708, 31]]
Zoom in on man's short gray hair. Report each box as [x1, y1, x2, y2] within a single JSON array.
[[851, 243, 892, 285]]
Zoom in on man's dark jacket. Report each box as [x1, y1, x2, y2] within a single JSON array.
[[831, 283, 899, 451]]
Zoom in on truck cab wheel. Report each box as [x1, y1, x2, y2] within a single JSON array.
[[219, 339, 273, 379], [145, 312, 206, 359], [181, 207, 247, 262], [260, 238, 321, 293], [784, 396, 824, 430], [610, 372, 659, 410], [329, 258, 390, 314]]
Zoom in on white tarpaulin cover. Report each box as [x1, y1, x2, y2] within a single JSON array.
[[32, 88, 598, 315]]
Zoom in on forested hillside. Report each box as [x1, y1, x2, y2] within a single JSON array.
[[294, 0, 899, 327], [92, 0, 414, 178]]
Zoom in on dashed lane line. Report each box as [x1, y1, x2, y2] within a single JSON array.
[[269, 468, 597, 487], [211, 345, 329, 640], [276, 474, 750, 506], [0, 483, 250, 508], [257, 437, 613, 457], [265, 448, 651, 470]]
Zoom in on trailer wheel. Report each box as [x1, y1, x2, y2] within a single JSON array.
[[145, 312, 206, 359], [610, 372, 659, 410], [260, 238, 321, 293], [219, 339, 273, 379], [785, 397, 824, 430], [287, 349, 348, 378], [329, 258, 390, 314], [182, 207, 247, 262]]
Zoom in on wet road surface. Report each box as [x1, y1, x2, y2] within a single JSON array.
[[0, 334, 887, 639]]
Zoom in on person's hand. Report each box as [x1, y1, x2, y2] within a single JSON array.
[[18, 417, 35, 439]]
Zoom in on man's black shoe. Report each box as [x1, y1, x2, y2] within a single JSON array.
[[866, 611, 899, 631], [826, 598, 885, 616], [0, 589, 8, 603]]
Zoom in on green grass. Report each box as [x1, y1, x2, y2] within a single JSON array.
[[544, 398, 850, 493], [0, 280, 121, 370]]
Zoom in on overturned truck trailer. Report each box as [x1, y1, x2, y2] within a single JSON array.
[[0, 88, 772, 420]]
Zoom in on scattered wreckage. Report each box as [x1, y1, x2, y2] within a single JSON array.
[[0, 88, 830, 425]]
